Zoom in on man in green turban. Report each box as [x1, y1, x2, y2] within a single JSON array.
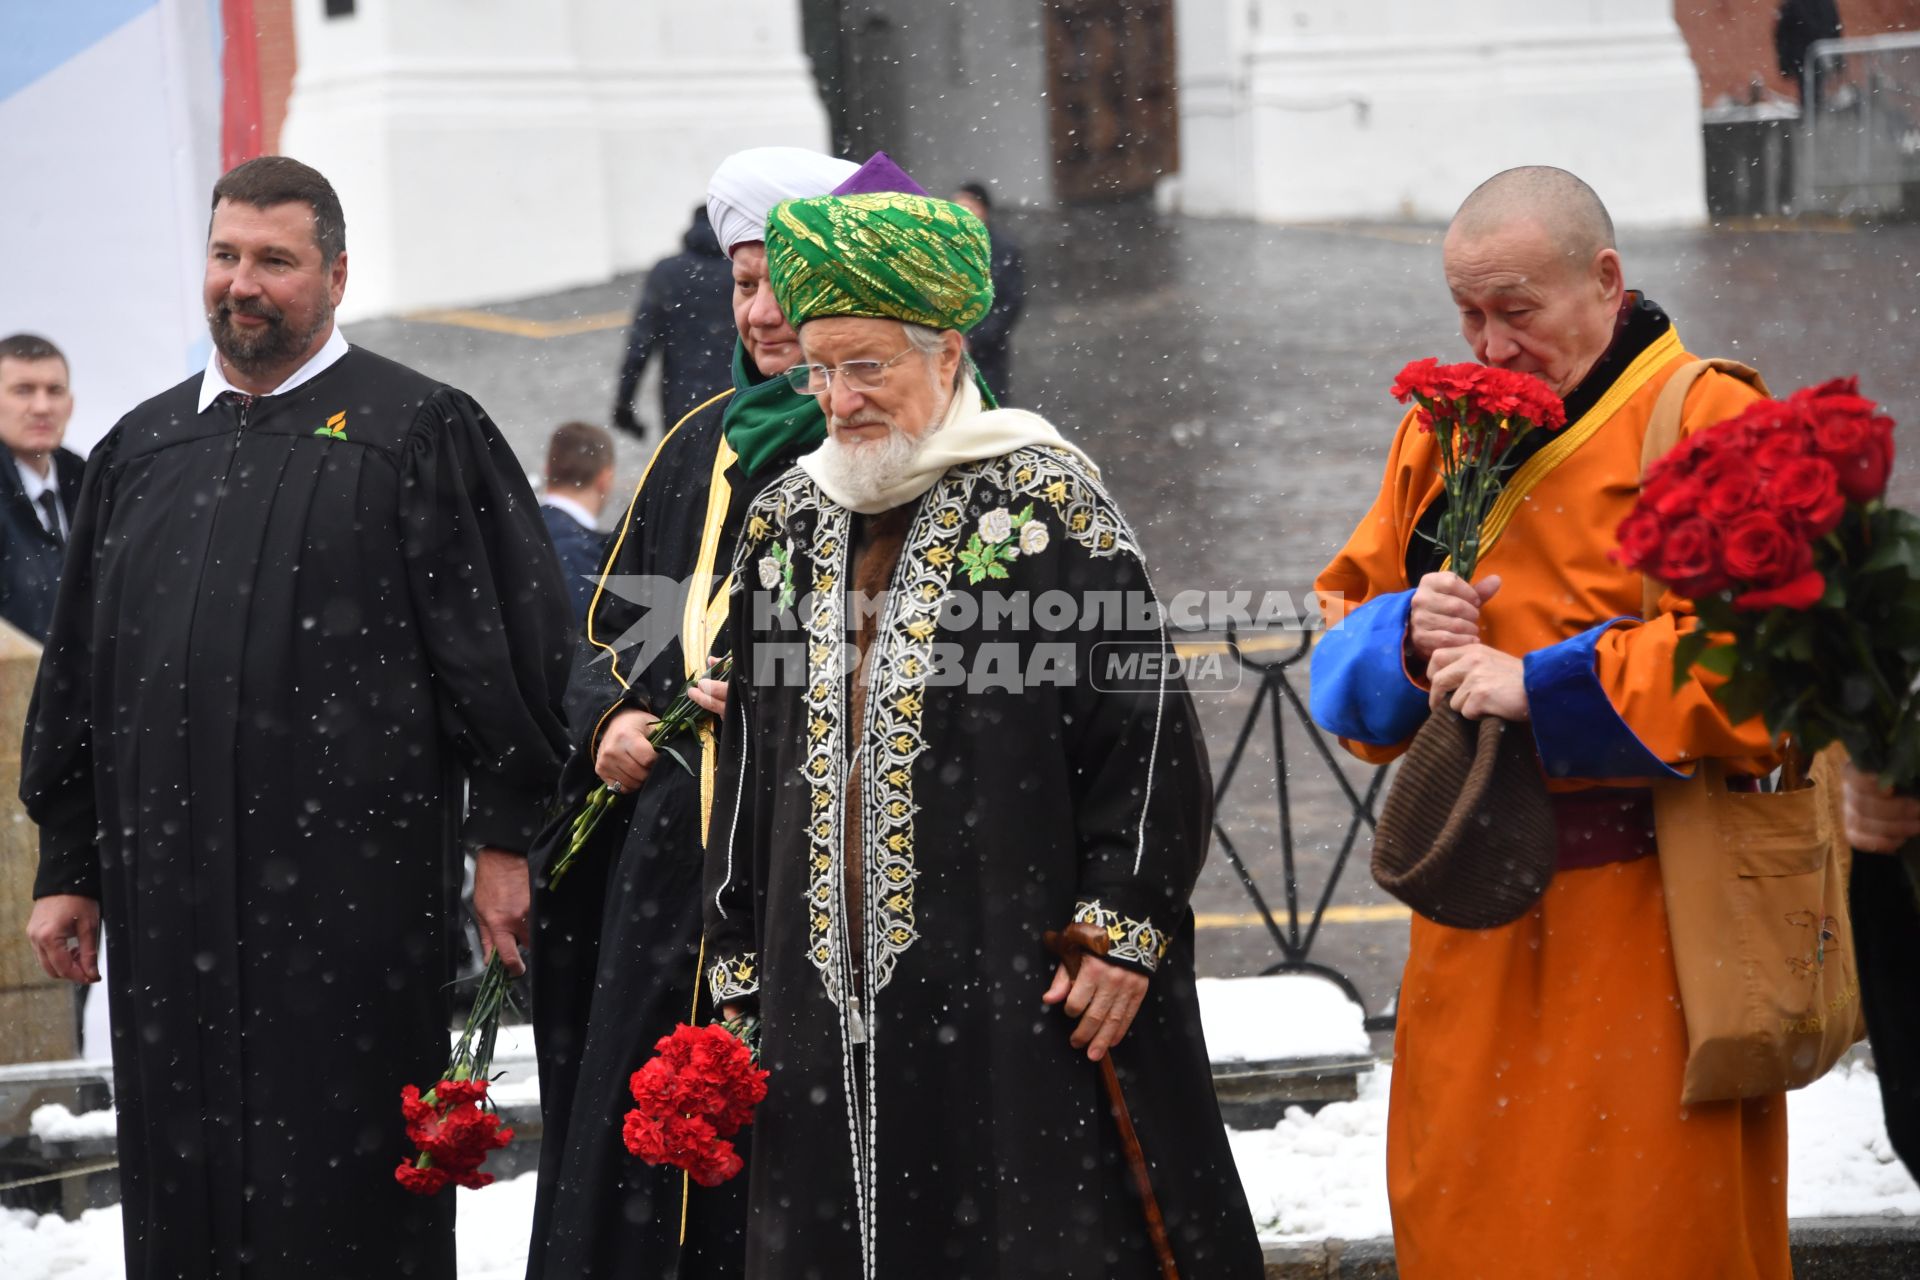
[[703, 187, 1265, 1279]]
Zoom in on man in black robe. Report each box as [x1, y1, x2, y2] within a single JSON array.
[[523, 145, 858, 1280], [703, 189, 1263, 1278], [21, 155, 572, 1280]]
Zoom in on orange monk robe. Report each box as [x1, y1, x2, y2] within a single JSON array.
[[1310, 326, 1792, 1279]]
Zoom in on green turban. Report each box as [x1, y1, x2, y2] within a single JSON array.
[[765, 192, 994, 334]]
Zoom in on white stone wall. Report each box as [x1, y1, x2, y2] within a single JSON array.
[[1174, 0, 1708, 227], [280, 0, 830, 320]]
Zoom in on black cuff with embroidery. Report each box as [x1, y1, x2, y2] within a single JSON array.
[[1071, 898, 1171, 976]]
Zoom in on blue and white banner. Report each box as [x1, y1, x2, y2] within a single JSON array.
[[0, 0, 225, 453]]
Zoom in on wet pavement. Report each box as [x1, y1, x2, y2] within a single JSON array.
[[348, 209, 1920, 1020]]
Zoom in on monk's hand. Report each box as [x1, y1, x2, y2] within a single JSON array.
[[596, 708, 660, 794], [1428, 643, 1529, 721], [472, 848, 531, 976], [27, 894, 101, 984], [1408, 572, 1502, 667], [1842, 764, 1920, 854], [1042, 954, 1149, 1063], [687, 656, 728, 719]]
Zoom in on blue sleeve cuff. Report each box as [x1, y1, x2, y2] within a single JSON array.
[[1309, 590, 1429, 746], [1523, 618, 1686, 780]]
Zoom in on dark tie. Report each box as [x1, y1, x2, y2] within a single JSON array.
[[36, 490, 63, 545]]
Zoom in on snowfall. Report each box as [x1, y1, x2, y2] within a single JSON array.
[[6, 976, 1916, 1277]]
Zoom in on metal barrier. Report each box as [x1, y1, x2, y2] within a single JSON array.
[[1195, 625, 1394, 1031], [1801, 33, 1920, 216]]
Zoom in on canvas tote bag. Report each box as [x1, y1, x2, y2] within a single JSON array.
[[1641, 358, 1866, 1105]]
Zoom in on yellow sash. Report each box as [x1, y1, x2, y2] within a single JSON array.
[[1442, 327, 1683, 573]]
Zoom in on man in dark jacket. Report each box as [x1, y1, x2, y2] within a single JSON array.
[[611, 206, 736, 437], [1776, 0, 1842, 103], [539, 420, 615, 625], [953, 180, 1028, 404], [0, 333, 83, 640]]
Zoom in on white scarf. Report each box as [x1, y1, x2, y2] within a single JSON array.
[[798, 379, 1098, 515]]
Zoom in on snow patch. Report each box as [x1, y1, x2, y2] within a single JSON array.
[[29, 1105, 117, 1143], [1198, 973, 1371, 1063]]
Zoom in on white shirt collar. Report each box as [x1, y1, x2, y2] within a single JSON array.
[[15, 455, 55, 502], [540, 493, 599, 531], [197, 325, 351, 413], [16, 454, 67, 537]]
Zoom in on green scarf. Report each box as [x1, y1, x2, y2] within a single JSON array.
[[721, 340, 826, 477]]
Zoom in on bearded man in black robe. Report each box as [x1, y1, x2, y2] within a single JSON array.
[[702, 191, 1263, 1279], [22, 155, 572, 1280], [523, 145, 860, 1280]]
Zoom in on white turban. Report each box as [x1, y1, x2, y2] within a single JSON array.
[[705, 147, 858, 257]]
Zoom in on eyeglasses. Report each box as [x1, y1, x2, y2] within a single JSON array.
[[783, 347, 919, 395]]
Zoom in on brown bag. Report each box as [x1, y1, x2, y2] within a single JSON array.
[[1641, 359, 1866, 1104]]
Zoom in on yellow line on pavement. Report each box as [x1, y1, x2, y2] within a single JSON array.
[[1195, 904, 1410, 929], [402, 308, 630, 339], [1172, 632, 1303, 659]]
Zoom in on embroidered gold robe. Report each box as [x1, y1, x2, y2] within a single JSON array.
[[704, 445, 1262, 1280]]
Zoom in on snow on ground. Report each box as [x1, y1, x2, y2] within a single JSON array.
[[7, 1060, 1916, 1275], [1231, 1061, 1393, 1240], [1233, 1058, 1920, 1240], [1198, 974, 1371, 1062], [1786, 1058, 1920, 1220]]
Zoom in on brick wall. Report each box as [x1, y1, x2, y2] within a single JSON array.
[[253, 0, 297, 153], [1677, 0, 1920, 105]]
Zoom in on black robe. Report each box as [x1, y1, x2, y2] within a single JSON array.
[[22, 347, 573, 1280], [704, 446, 1264, 1280], [526, 391, 811, 1279]]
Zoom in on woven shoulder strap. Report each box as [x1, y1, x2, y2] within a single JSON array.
[[1639, 358, 1770, 618]]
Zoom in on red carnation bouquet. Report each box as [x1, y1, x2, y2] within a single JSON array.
[[1391, 358, 1569, 578], [1614, 378, 1919, 801], [395, 951, 517, 1195], [622, 1019, 768, 1187]]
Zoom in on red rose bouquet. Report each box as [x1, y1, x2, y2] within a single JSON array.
[[395, 951, 517, 1195], [1391, 358, 1569, 579], [1614, 378, 1919, 799], [622, 1019, 768, 1187]]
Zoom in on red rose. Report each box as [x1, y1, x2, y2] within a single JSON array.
[[1761, 456, 1845, 537], [1659, 518, 1727, 597], [1722, 511, 1811, 587], [1733, 571, 1827, 612], [1698, 458, 1761, 522], [1817, 416, 1896, 503], [1614, 509, 1666, 571], [1749, 426, 1811, 477], [1650, 476, 1706, 519]]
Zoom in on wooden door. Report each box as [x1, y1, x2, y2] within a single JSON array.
[[1043, 0, 1180, 203]]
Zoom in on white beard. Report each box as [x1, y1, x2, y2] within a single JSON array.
[[810, 393, 950, 510]]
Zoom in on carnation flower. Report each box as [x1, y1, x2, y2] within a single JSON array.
[[621, 1021, 769, 1187]]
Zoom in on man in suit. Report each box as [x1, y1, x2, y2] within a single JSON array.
[[540, 420, 616, 624], [0, 333, 83, 640]]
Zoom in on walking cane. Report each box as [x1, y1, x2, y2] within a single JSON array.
[[1045, 922, 1182, 1280]]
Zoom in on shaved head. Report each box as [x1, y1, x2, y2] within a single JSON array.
[[1449, 166, 1615, 265], [1441, 167, 1626, 396]]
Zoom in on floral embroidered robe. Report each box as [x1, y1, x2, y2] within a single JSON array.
[[703, 444, 1263, 1280]]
